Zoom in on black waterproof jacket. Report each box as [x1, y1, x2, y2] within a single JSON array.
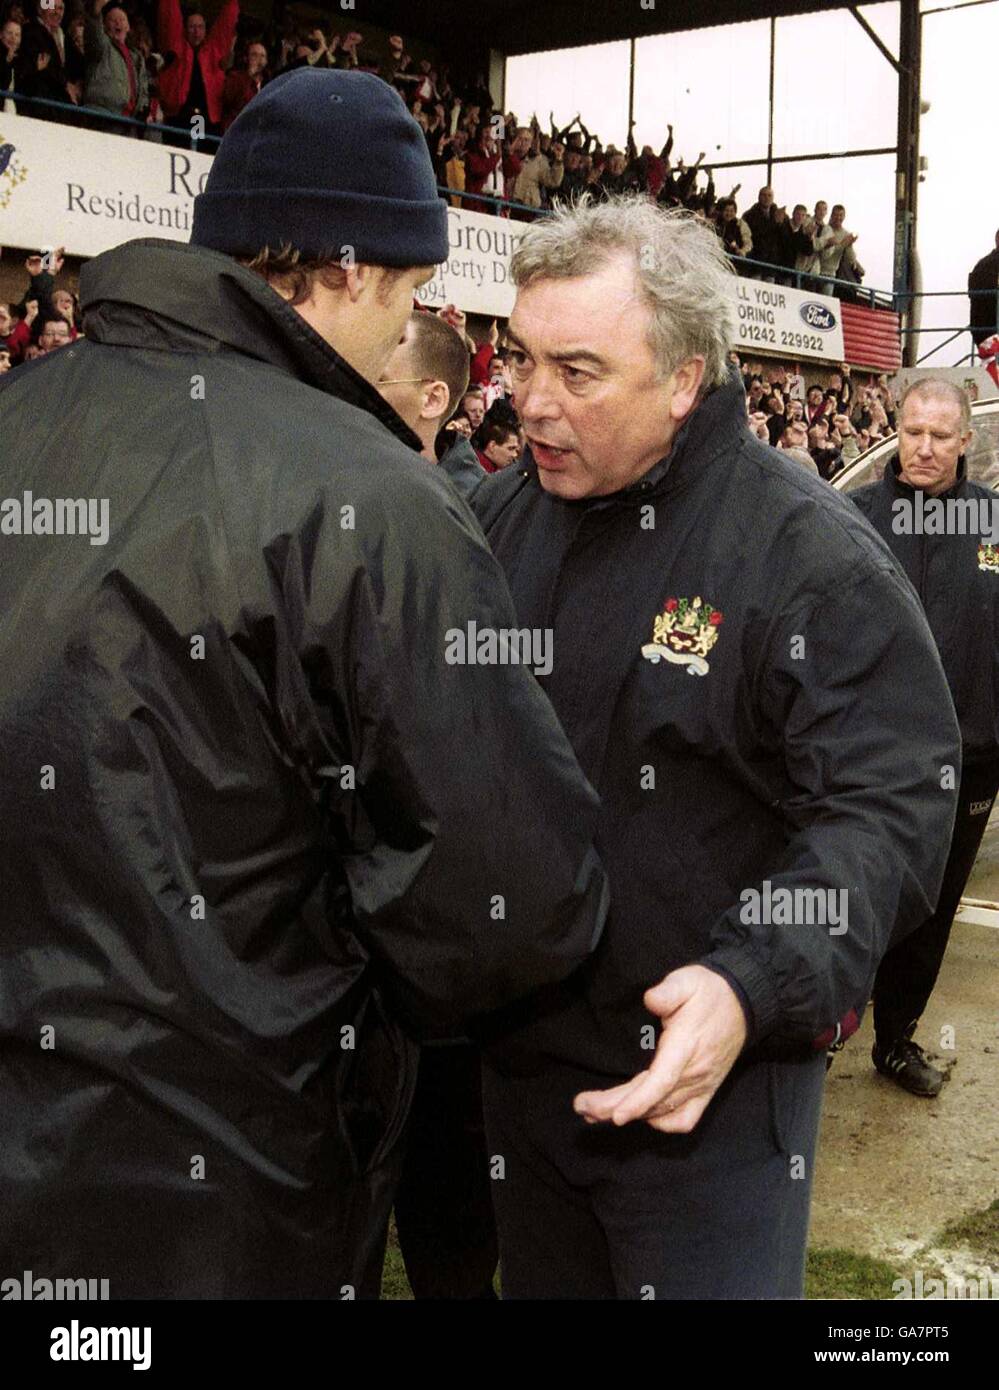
[[471, 369, 960, 1079], [439, 435, 486, 498], [968, 247, 999, 344], [851, 455, 999, 766], [0, 238, 607, 1297]]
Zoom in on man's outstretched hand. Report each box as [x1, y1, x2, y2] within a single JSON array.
[[574, 965, 748, 1134]]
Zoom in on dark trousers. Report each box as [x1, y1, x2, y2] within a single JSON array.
[[482, 1053, 826, 1300], [874, 755, 999, 1047], [393, 1043, 498, 1299]]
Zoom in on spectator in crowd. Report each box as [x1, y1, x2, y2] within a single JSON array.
[[460, 385, 486, 431], [0, 345, 11, 373], [778, 421, 820, 473], [441, 128, 467, 206], [763, 390, 786, 447], [1, 12, 19, 110], [716, 198, 752, 261], [0, 300, 17, 354], [596, 145, 629, 200], [464, 123, 502, 212], [808, 420, 841, 478], [484, 351, 513, 407], [382, 31, 405, 86], [556, 146, 589, 205], [471, 417, 521, 473], [819, 204, 863, 295], [513, 121, 564, 216], [156, 0, 238, 144], [834, 412, 862, 462], [795, 201, 829, 280], [805, 383, 827, 427], [850, 380, 999, 1097], [220, 37, 266, 131], [634, 126, 672, 198], [827, 367, 852, 413], [501, 125, 532, 205], [36, 315, 72, 352], [16, 0, 77, 118], [65, 10, 86, 100], [968, 229, 999, 346], [50, 285, 80, 338], [84, 0, 149, 131], [778, 419, 810, 453], [3, 299, 35, 363], [744, 186, 778, 276]]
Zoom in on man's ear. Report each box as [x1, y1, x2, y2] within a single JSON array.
[[343, 263, 376, 305], [420, 380, 450, 422], [668, 356, 707, 421]]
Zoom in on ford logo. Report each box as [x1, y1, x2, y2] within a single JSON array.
[[800, 302, 836, 331]]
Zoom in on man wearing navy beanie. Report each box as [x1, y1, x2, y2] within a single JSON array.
[[0, 67, 609, 1299]]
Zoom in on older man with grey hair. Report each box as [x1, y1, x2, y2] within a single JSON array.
[[471, 196, 960, 1299], [850, 378, 999, 1098]]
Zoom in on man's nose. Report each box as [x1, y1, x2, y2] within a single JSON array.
[[517, 372, 562, 422]]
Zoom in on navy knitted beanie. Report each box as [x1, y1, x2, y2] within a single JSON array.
[[190, 68, 449, 266]]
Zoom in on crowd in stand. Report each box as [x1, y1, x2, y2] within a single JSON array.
[[733, 351, 898, 480], [1, 1, 866, 287]]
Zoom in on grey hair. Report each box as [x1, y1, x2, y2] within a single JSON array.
[[899, 377, 972, 434], [510, 195, 736, 390]]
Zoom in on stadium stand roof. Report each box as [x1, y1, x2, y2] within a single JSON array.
[[370, 0, 860, 57]]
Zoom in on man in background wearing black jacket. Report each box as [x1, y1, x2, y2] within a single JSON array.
[[471, 197, 959, 1299], [851, 379, 999, 1097], [968, 229, 999, 346]]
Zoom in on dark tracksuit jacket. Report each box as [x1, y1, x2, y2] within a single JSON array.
[[470, 368, 961, 1084], [851, 456, 999, 769], [0, 236, 608, 1298], [851, 456, 999, 1039]]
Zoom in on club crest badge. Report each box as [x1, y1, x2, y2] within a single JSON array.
[[641, 596, 723, 677], [978, 543, 999, 574]]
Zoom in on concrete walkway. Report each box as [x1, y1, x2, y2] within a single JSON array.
[[810, 914, 999, 1281]]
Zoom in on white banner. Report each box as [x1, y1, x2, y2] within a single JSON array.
[[415, 206, 524, 319], [0, 112, 213, 259], [733, 279, 845, 363]]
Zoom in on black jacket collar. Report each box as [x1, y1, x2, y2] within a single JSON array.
[[885, 452, 968, 501], [79, 237, 423, 453]]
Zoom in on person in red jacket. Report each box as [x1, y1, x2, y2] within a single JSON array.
[[463, 126, 500, 212], [220, 38, 266, 131], [157, 0, 238, 146]]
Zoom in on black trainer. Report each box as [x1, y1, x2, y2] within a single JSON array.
[[872, 1037, 945, 1097]]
